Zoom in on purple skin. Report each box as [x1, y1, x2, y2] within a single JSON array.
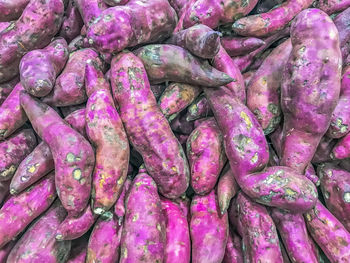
[[111, 52, 189, 199], [271, 208, 319, 263], [0, 179, 9, 203], [221, 36, 265, 57], [120, 170, 166, 263], [60, 103, 86, 118], [304, 163, 320, 186], [315, 0, 350, 14], [318, 163, 350, 232], [0, 76, 19, 106], [135, 44, 233, 87], [159, 83, 201, 121], [334, 8, 350, 62], [67, 236, 88, 263], [74, 0, 107, 26], [67, 35, 86, 53], [214, 44, 246, 104], [281, 9, 342, 174], [0, 0, 29, 22], [332, 132, 350, 159], [236, 192, 283, 262], [187, 118, 226, 195], [114, 177, 132, 224], [166, 24, 221, 59], [6, 200, 71, 263], [185, 94, 212, 122], [0, 21, 10, 33], [0, 173, 57, 248], [87, 0, 176, 54], [0, 129, 37, 181], [223, 230, 243, 263], [248, 48, 273, 71], [65, 108, 87, 138], [204, 86, 269, 179], [327, 66, 350, 138], [169, 0, 187, 15], [217, 168, 239, 215], [0, 240, 16, 263], [190, 190, 228, 263], [161, 197, 191, 263], [84, 61, 110, 97], [151, 84, 166, 101], [20, 92, 94, 217], [0, 0, 64, 83], [254, 0, 284, 13], [311, 136, 336, 163], [305, 200, 350, 262], [103, 0, 129, 6], [59, 0, 84, 42], [20, 38, 68, 97], [170, 113, 194, 135], [43, 48, 103, 107]]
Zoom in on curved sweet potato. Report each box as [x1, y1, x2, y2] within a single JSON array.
[[0, 0, 29, 22], [221, 36, 265, 57], [217, 168, 239, 215], [223, 230, 243, 263], [185, 94, 212, 121]]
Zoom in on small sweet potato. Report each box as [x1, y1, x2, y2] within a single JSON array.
[[312, 136, 336, 164], [0, 76, 19, 106], [217, 167, 239, 215], [334, 7, 350, 62], [221, 36, 265, 57], [185, 94, 212, 121], [74, 0, 108, 26], [59, 0, 84, 42], [114, 177, 132, 224], [0, 0, 29, 22], [223, 230, 243, 263], [314, 0, 350, 14]]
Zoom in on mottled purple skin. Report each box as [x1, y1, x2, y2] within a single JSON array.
[[114, 177, 132, 224], [204, 86, 269, 179], [185, 94, 212, 121], [150, 84, 166, 101], [281, 9, 342, 174], [67, 236, 88, 263], [190, 190, 228, 263], [173, 0, 195, 33], [332, 132, 350, 159], [67, 35, 86, 53], [0, 21, 10, 33], [161, 197, 191, 263], [334, 8, 350, 62], [59, 0, 84, 42], [171, 113, 194, 135], [271, 208, 318, 263], [111, 52, 189, 199], [0, 76, 19, 106], [312, 136, 336, 163], [217, 168, 239, 215], [7, 200, 71, 263], [65, 108, 87, 138], [223, 230, 243, 263], [166, 24, 220, 59], [183, 0, 258, 29], [74, 0, 107, 26], [318, 163, 350, 232], [221, 36, 265, 57], [0, 240, 15, 263], [248, 48, 273, 71], [84, 61, 110, 97], [0, 0, 64, 83], [43, 48, 103, 107], [327, 66, 350, 138], [214, 45, 246, 104], [0, 129, 36, 181], [247, 39, 292, 135], [0, 173, 56, 248], [315, 0, 350, 14], [135, 44, 233, 87], [187, 118, 226, 195], [120, 171, 166, 263], [233, 0, 313, 37], [60, 103, 86, 118], [304, 163, 320, 186], [159, 83, 200, 121], [169, 0, 187, 15], [87, 0, 177, 53], [20, 92, 94, 217], [305, 200, 350, 262], [238, 166, 318, 212], [0, 179, 9, 204], [20, 38, 68, 97], [0, 0, 29, 22]]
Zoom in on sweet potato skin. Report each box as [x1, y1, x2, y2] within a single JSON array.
[[185, 94, 212, 121], [221, 36, 265, 57], [66, 236, 88, 263], [0, 76, 19, 106], [171, 114, 194, 135], [332, 132, 350, 159], [111, 52, 189, 199], [187, 118, 226, 195], [135, 44, 233, 87], [315, 0, 350, 14], [0, 180, 9, 204], [305, 200, 350, 262], [312, 136, 336, 163], [0, 0, 30, 22], [0, 241, 16, 263], [59, 0, 84, 42], [20, 38, 68, 97], [281, 9, 342, 174], [334, 8, 350, 62], [217, 168, 239, 215], [0, 173, 56, 248], [0, 0, 64, 83], [223, 230, 243, 263], [120, 171, 166, 263], [74, 0, 108, 26], [114, 177, 132, 223], [20, 92, 94, 216], [190, 190, 228, 263], [104, 0, 129, 6]]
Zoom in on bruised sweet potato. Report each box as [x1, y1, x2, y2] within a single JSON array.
[[59, 0, 84, 42], [0, 0, 64, 83], [0, 76, 19, 106], [217, 167, 239, 215], [20, 92, 94, 216], [185, 94, 212, 121], [221, 36, 265, 57], [314, 0, 350, 14], [223, 230, 243, 263], [0, 0, 29, 22], [280, 9, 342, 174], [111, 52, 189, 199]]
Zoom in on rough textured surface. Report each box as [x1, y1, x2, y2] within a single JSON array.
[[315, 0, 350, 14], [0, 76, 19, 106], [185, 94, 212, 121], [223, 230, 243, 263], [221, 36, 265, 57], [0, 0, 30, 22], [217, 167, 239, 215], [0, 179, 9, 204], [59, 0, 84, 42], [74, 0, 108, 26], [332, 131, 350, 159], [334, 8, 350, 62]]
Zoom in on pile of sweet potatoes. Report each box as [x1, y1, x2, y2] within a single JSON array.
[[0, 0, 350, 262]]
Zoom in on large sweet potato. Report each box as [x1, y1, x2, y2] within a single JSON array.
[[315, 0, 350, 14], [0, 0, 30, 22], [334, 7, 350, 62], [59, 0, 84, 42]]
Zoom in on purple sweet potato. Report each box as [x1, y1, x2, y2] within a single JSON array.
[[0, 240, 15, 263], [318, 163, 350, 232], [0, 21, 10, 33], [271, 208, 318, 263], [169, 0, 187, 15], [187, 118, 226, 195], [315, 0, 350, 14], [213, 45, 246, 103], [84, 61, 110, 97], [59, 0, 84, 42], [0, 173, 56, 248], [171, 113, 194, 135], [232, 0, 313, 37], [223, 230, 243, 263], [0, 0, 29, 22], [86, 0, 177, 53], [304, 163, 320, 186], [135, 44, 233, 87], [0, 76, 19, 106], [43, 48, 103, 106], [183, 0, 258, 29], [161, 197, 191, 263], [111, 52, 189, 199], [60, 103, 86, 118], [312, 136, 336, 163], [185, 94, 212, 121], [334, 8, 350, 62], [217, 168, 239, 215], [158, 83, 201, 121], [74, 0, 108, 26], [7, 200, 71, 263], [243, 71, 255, 88], [190, 190, 228, 263], [305, 200, 350, 262], [114, 177, 132, 224], [20, 92, 94, 216], [67, 35, 86, 53], [166, 24, 221, 59], [67, 236, 88, 263], [120, 170, 166, 263], [327, 66, 350, 138], [0, 129, 36, 181], [65, 108, 87, 138], [0, 180, 9, 204], [20, 38, 68, 97], [236, 192, 283, 262], [221, 36, 265, 57], [173, 0, 195, 33], [0, 0, 64, 83], [280, 9, 342, 174], [332, 132, 350, 159], [247, 39, 292, 135]]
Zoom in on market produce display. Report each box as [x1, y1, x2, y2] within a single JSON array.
[[1, 0, 350, 262]]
